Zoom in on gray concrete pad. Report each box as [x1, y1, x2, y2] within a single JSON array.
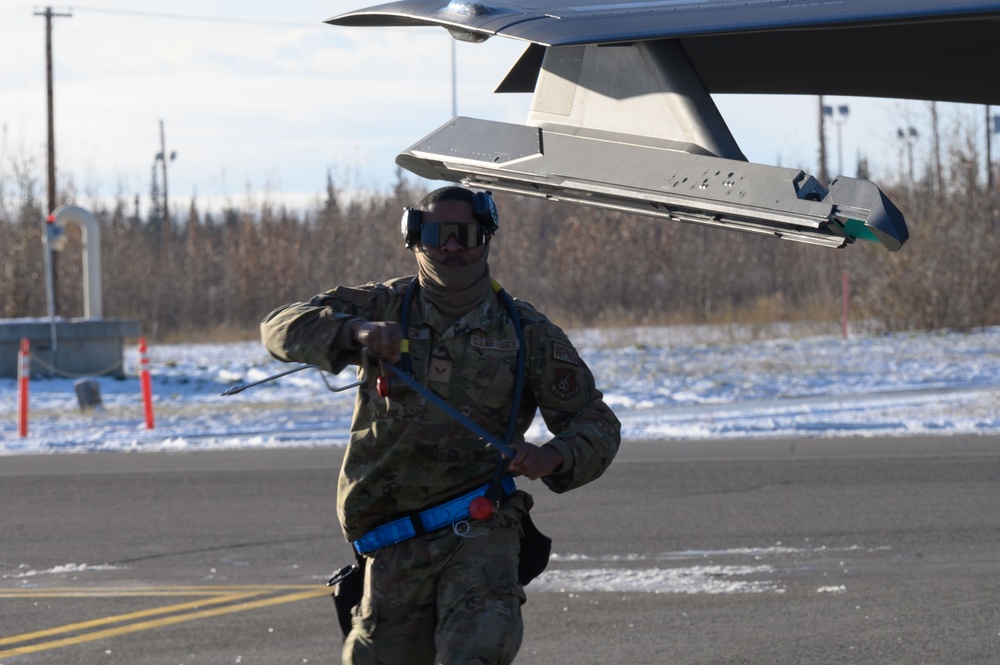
[[2, 436, 998, 664]]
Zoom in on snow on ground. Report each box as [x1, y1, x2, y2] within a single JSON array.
[[3, 323, 998, 594], [3, 323, 999, 455]]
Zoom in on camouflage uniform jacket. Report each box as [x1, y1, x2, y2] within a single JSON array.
[[260, 276, 621, 543]]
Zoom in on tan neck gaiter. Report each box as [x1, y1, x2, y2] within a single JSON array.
[[415, 244, 492, 318]]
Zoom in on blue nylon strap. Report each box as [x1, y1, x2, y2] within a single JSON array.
[[352, 476, 517, 555], [352, 519, 416, 555], [383, 361, 517, 459]]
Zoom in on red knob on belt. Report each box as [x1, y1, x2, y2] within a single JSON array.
[[376, 375, 390, 398], [469, 496, 495, 521]]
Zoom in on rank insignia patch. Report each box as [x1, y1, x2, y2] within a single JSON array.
[[428, 358, 453, 384]]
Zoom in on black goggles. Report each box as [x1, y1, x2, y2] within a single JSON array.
[[419, 222, 488, 249]]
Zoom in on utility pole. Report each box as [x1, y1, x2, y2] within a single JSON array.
[[35, 6, 72, 316]]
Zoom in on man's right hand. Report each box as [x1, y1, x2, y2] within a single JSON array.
[[352, 320, 403, 362]]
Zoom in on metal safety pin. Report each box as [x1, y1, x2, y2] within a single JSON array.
[[221, 364, 363, 396], [222, 348, 514, 459]]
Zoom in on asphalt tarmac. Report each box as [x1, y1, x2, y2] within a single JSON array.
[[2, 435, 999, 664]]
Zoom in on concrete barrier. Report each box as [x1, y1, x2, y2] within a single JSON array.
[[0, 319, 142, 379]]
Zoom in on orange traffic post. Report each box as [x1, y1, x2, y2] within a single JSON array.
[[17, 338, 30, 437], [139, 337, 155, 429], [841, 270, 850, 340]]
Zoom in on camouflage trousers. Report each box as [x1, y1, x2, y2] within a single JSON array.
[[342, 493, 529, 665]]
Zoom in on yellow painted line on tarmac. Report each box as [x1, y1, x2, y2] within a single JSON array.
[[0, 585, 330, 660], [0, 590, 242, 598], [0, 584, 321, 598], [0, 591, 259, 647]]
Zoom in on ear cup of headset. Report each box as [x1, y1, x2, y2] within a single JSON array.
[[471, 191, 499, 235], [401, 208, 422, 248]]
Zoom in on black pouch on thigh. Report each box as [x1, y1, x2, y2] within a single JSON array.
[[517, 512, 552, 585], [327, 556, 366, 639]]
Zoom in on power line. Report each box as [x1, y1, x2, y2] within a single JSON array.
[[1, 5, 36, 18], [67, 5, 321, 28]]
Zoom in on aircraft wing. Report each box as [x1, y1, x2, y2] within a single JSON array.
[[325, 0, 1000, 250], [331, 0, 1000, 104]]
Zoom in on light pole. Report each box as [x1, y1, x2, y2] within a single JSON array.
[[989, 110, 1000, 227], [823, 103, 851, 341], [154, 120, 176, 254], [823, 104, 850, 176], [897, 126, 918, 184], [988, 107, 1000, 191], [451, 38, 457, 117]]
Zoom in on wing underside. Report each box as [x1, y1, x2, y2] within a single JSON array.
[[331, 0, 1000, 104], [324, 0, 1000, 250]]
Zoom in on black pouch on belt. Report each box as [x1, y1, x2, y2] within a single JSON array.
[[327, 556, 365, 640], [517, 512, 552, 585]]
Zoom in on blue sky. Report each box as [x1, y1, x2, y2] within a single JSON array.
[[0, 1, 992, 216]]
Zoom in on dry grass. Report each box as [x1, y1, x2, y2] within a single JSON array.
[[549, 295, 841, 330], [132, 298, 841, 346], [154, 324, 262, 345]]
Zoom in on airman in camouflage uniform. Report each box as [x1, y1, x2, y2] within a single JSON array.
[[261, 187, 620, 665]]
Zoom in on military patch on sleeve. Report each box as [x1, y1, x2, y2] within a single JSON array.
[[550, 368, 580, 400], [333, 286, 372, 307], [551, 342, 580, 365]]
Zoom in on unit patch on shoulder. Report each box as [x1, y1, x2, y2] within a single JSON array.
[[551, 342, 580, 365], [332, 286, 371, 307], [471, 335, 519, 351], [550, 368, 580, 400]]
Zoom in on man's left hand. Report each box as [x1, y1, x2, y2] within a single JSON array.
[[508, 442, 564, 480]]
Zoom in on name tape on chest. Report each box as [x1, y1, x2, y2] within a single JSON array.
[[470, 335, 519, 351]]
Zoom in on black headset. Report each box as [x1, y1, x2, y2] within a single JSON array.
[[401, 190, 499, 249]]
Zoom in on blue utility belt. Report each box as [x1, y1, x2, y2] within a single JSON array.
[[352, 475, 517, 555]]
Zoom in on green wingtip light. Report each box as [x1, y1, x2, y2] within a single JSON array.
[[842, 218, 880, 244]]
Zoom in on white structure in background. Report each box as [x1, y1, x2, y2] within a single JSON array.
[[48, 205, 103, 319], [0, 204, 140, 379]]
